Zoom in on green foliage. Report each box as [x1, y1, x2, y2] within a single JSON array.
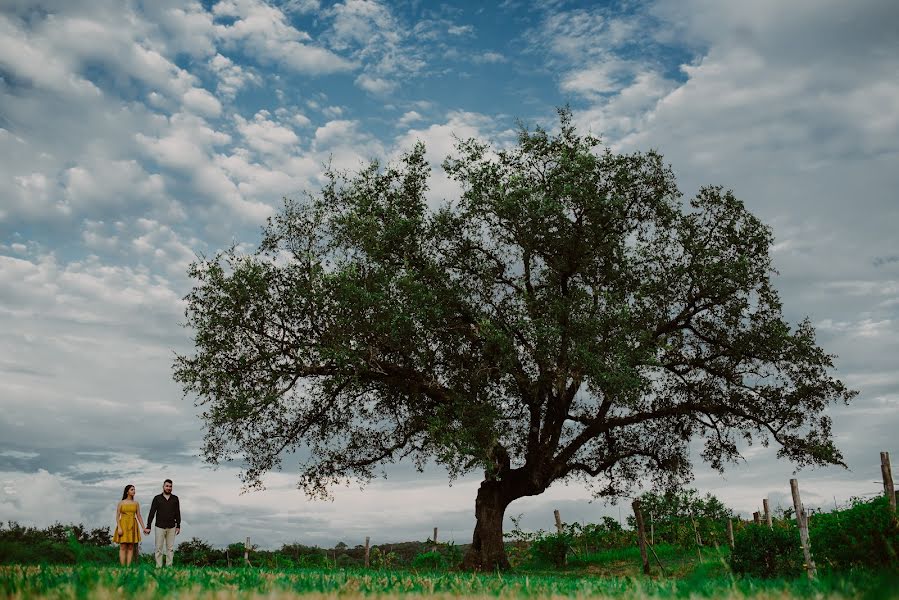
[[629, 489, 733, 547], [809, 496, 898, 571], [411, 551, 446, 570], [175, 537, 227, 566], [1, 564, 896, 598], [278, 543, 329, 568], [504, 514, 638, 568], [730, 523, 803, 578], [529, 533, 574, 568], [0, 521, 116, 565], [369, 547, 399, 569], [730, 496, 898, 578], [0, 521, 111, 547], [567, 517, 635, 552]]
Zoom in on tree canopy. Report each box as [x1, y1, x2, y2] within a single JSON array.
[[174, 110, 855, 570]]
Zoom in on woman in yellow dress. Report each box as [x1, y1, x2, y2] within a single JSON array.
[[113, 484, 146, 566]]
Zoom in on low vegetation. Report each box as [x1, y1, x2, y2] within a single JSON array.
[[1, 564, 897, 599], [2, 491, 895, 598]]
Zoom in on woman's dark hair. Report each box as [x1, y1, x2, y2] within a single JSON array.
[[121, 484, 135, 500]]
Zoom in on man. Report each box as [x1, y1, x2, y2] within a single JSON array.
[[144, 479, 181, 567]]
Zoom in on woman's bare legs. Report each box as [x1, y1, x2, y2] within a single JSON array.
[[119, 543, 127, 565], [125, 543, 135, 565]]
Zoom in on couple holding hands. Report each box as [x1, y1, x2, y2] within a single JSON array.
[[114, 479, 181, 566]]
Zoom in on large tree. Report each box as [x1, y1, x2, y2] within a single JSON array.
[[174, 111, 855, 570]]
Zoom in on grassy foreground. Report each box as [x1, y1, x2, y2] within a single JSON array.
[[2, 565, 898, 600]]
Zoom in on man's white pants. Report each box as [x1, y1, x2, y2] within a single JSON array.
[[154, 527, 176, 567]]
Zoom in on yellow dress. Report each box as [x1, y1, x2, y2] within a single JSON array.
[[113, 502, 141, 544]]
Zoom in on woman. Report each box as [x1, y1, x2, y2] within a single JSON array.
[[113, 484, 146, 566]]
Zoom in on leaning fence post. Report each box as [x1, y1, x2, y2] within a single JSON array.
[[554, 509, 563, 534], [244, 536, 252, 567], [631, 500, 650, 575], [689, 513, 703, 564], [763, 499, 773, 529], [726, 519, 734, 549], [790, 478, 816, 579], [882, 452, 896, 512], [364, 536, 370, 568]]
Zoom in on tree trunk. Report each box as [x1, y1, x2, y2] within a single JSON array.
[[461, 480, 513, 571]]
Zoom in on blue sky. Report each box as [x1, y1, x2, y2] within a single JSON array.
[[1, 0, 898, 549]]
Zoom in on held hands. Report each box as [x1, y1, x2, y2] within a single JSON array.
[[143, 528, 151, 534], [176, 528, 181, 535]]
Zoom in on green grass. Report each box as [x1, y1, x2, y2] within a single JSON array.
[[1, 565, 897, 599]]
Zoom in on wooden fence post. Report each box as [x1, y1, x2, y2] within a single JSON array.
[[763, 499, 772, 529], [753, 511, 761, 526], [689, 514, 703, 564], [554, 509, 563, 534], [790, 479, 816, 579], [364, 536, 370, 568], [726, 519, 734, 549], [632, 500, 650, 575], [882, 452, 896, 512], [244, 536, 252, 567], [432, 527, 438, 552]]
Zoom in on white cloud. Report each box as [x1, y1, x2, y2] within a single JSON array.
[[314, 119, 359, 149], [145, 1, 217, 58], [182, 87, 223, 118], [137, 113, 230, 169], [0, 470, 93, 526], [561, 63, 621, 96], [0, 15, 102, 98], [235, 111, 300, 156], [397, 111, 424, 127], [209, 53, 261, 99], [0, 252, 184, 342], [472, 51, 507, 64], [355, 73, 395, 95], [326, 0, 424, 94], [131, 218, 201, 277], [214, 0, 355, 74]]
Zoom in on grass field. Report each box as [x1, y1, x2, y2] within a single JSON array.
[[2, 565, 898, 599]]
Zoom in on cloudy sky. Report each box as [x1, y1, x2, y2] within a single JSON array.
[[1, 0, 897, 551]]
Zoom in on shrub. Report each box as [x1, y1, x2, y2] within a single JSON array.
[[730, 523, 802, 578], [411, 551, 446, 570], [369, 547, 399, 568], [530, 532, 574, 567], [176, 537, 227, 566], [810, 496, 898, 571]]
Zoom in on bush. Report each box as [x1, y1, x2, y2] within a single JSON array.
[[279, 543, 329, 568], [530, 532, 574, 567], [730, 523, 803, 577], [369, 547, 399, 569], [810, 496, 898, 571], [629, 489, 733, 548], [176, 537, 227, 566], [411, 551, 446, 570], [0, 522, 118, 565]]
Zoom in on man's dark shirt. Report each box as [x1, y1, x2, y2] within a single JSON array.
[[147, 494, 181, 529]]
